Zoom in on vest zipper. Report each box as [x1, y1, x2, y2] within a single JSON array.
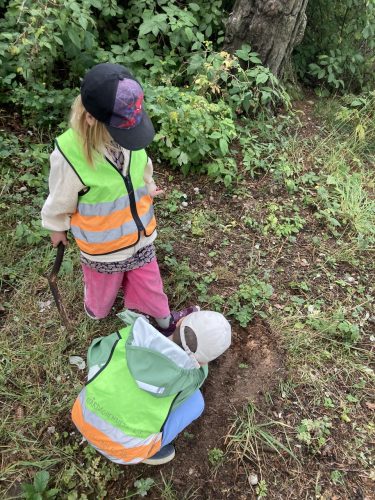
[[123, 152, 145, 232]]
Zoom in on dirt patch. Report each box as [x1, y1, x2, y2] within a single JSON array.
[[110, 318, 284, 499]]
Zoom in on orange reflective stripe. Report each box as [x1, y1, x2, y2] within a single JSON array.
[[75, 232, 139, 255], [136, 194, 153, 216], [72, 398, 161, 462], [72, 206, 133, 232], [145, 216, 156, 236], [72, 195, 152, 232]]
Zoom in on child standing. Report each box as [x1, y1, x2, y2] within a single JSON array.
[[41, 63, 195, 335]]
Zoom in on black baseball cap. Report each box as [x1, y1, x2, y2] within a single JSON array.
[[80, 63, 155, 150]]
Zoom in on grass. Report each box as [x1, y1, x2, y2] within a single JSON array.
[[1, 91, 374, 497]]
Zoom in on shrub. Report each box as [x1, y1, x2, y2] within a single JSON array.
[[295, 0, 375, 92], [146, 85, 236, 175]]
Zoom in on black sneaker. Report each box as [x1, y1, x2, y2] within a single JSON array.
[[143, 444, 175, 465]]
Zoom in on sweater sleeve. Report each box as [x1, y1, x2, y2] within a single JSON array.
[[143, 156, 157, 194], [41, 148, 85, 231]]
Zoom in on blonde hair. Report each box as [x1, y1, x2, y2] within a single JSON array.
[[69, 95, 115, 166]]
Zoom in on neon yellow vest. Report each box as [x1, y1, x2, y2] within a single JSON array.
[[56, 129, 156, 255], [85, 327, 175, 438]]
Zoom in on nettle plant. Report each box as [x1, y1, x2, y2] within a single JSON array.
[[146, 84, 236, 177]]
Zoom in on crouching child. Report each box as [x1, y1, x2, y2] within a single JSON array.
[[71, 311, 231, 465]]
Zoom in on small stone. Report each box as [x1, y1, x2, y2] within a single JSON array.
[[248, 473, 258, 486], [47, 426, 56, 434], [181, 201, 188, 208], [345, 275, 355, 283], [209, 196, 214, 202], [182, 193, 188, 199], [19, 186, 27, 192], [193, 187, 200, 194], [206, 261, 213, 267]]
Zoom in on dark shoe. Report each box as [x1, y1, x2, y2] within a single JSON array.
[[157, 306, 200, 336], [143, 444, 175, 465]]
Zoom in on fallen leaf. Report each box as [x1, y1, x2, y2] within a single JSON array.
[[69, 356, 86, 370], [365, 402, 375, 411], [38, 300, 52, 312]]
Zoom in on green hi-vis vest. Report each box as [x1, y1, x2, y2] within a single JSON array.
[[86, 326, 176, 436], [56, 128, 156, 255]]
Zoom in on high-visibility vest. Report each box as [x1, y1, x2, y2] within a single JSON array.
[[56, 129, 156, 255], [71, 326, 177, 464]]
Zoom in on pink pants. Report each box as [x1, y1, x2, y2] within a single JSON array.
[[82, 258, 170, 319]]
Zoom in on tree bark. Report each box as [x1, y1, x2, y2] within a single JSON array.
[[224, 0, 309, 77]]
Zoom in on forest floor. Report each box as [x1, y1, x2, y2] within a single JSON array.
[[1, 95, 374, 499]]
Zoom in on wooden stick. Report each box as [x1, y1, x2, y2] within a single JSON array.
[[48, 243, 71, 331]]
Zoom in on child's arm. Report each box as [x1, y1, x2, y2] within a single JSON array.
[[41, 149, 85, 245], [144, 156, 164, 198]]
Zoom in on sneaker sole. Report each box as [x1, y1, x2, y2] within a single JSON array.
[[143, 447, 175, 465]]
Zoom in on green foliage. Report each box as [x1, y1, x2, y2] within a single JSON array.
[[11, 84, 76, 129], [21, 470, 59, 499], [146, 85, 236, 176], [133, 478, 155, 497], [207, 447, 225, 467], [307, 312, 361, 345], [227, 276, 273, 327], [263, 203, 305, 238], [0, 133, 50, 247], [189, 44, 290, 114], [256, 480, 268, 499], [296, 417, 332, 453], [295, 0, 375, 92]]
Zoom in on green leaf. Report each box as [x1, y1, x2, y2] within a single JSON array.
[[45, 489, 60, 498], [21, 483, 35, 495], [185, 27, 194, 42], [256, 72, 268, 84], [235, 48, 250, 61], [189, 2, 200, 11], [249, 55, 262, 64], [219, 138, 228, 155], [34, 471, 49, 493], [67, 28, 81, 48], [178, 152, 189, 165], [78, 16, 88, 30]]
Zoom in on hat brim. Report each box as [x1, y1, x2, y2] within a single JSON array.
[[105, 112, 155, 151]]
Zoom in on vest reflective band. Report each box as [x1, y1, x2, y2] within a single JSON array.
[[56, 129, 156, 255], [71, 327, 175, 464]]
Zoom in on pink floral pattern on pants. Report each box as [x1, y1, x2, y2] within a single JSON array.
[[82, 258, 170, 319]]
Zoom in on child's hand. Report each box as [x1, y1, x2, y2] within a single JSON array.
[[149, 188, 165, 198], [51, 231, 68, 247]]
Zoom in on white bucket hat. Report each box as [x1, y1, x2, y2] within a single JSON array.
[[179, 311, 231, 364]]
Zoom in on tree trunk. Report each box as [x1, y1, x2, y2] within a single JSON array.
[[224, 0, 309, 77]]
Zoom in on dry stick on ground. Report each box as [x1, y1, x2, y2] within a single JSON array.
[[48, 242, 72, 332]]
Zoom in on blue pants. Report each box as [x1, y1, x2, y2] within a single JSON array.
[[161, 390, 204, 446]]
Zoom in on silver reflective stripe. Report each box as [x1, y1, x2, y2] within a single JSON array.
[[136, 380, 165, 394], [78, 186, 149, 217], [78, 195, 130, 217], [80, 389, 160, 450], [71, 206, 154, 243]]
